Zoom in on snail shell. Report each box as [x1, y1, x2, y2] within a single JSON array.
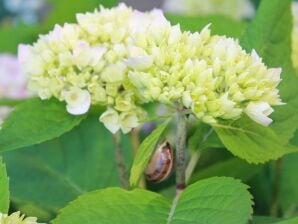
[[145, 140, 173, 183]]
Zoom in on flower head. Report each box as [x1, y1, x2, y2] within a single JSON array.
[[19, 4, 283, 133]]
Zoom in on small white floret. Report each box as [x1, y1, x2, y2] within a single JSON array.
[[99, 108, 121, 133], [63, 88, 91, 115], [245, 102, 274, 126]]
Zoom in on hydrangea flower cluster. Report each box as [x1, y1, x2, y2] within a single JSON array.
[[163, 0, 255, 20], [18, 4, 283, 133], [0, 211, 37, 224], [0, 54, 31, 125]]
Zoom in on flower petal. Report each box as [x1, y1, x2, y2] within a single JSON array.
[[99, 108, 121, 134], [245, 102, 274, 126], [63, 88, 91, 115]]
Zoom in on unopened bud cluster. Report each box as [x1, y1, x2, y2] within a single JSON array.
[[19, 4, 283, 133]]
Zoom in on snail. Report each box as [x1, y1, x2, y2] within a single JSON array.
[[144, 140, 174, 183]]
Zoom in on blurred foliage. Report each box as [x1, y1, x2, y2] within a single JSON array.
[[0, 157, 9, 213], [166, 14, 246, 38], [280, 153, 298, 215], [0, 0, 117, 53], [189, 157, 262, 184], [2, 115, 132, 222]]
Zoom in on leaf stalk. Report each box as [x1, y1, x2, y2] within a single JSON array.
[[113, 132, 129, 190], [175, 111, 187, 192]]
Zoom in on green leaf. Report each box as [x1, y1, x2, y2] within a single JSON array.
[[213, 116, 290, 163], [129, 119, 170, 187], [280, 152, 298, 215], [252, 216, 283, 224], [166, 14, 246, 38], [0, 99, 25, 107], [290, 129, 298, 146], [169, 177, 253, 224], [2, 115, 131, 221], [53, 177, 253, 224], [0, 98, 85, 152], [0, 25, 39, 53], [52, 188, 170, 224], [188, 124, 223, 152], [241, 0, 298, 144], [0, 157, 9, 213], [189, 158, 262, 184], [252, 216, 298, 224], [282, 133, 298, 214], [248, 164, 274, 215], [15, 203, 53, 222], [273, 216, 298, 224]]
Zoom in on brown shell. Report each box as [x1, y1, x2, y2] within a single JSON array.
[[144, 140, 173, 183]]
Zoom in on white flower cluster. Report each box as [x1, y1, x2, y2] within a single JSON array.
[[19, 4, 283, 133], [0, 211, 37, 224], [163, 0, 255, 20], [0, 54, 31, 125]]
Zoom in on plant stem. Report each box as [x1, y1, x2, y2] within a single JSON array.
[[185, 128, 213, 184], [270, 158, 282, 216], [131, 128, 146, 188], [113, 131, 129, 190], [175, 111, 187, 192], [167, 190, 182, 224], [185, 150, 201, 184], [131, 128, 140, 156]]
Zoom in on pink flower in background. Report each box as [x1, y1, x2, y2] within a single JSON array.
[[0, 53, 32, 125], [0, 54, 30, 99]]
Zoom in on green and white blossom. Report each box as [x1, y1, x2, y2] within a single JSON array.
[[18, 4, 283, 133], [0, 211, 37, 224]]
